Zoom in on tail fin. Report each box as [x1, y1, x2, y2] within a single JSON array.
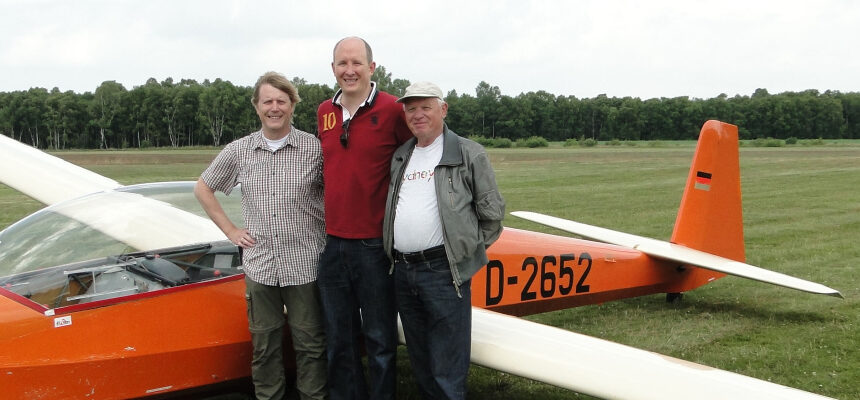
[[670, 120, 745, 262]]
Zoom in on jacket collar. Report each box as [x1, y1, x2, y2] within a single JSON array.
[[438, 124, 463, 166], [400, 124, 462, 166]]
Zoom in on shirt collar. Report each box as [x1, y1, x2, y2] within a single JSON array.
[[332, 81, 379, 109], [251, 126, 298, 151]]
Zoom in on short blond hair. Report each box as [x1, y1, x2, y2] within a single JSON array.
[[252, 71, 301, 106]]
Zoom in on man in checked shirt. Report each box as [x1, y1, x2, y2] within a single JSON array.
[[195, 71, 327, 400]]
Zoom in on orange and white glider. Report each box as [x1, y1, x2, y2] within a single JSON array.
[[0, 121, 841, 399]]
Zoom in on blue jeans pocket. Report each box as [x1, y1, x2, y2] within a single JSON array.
[[426, 257, 452, 274]]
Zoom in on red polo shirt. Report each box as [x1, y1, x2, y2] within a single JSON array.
[[317, 87, 412, 238]]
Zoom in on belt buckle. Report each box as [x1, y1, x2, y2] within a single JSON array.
[[395, 246, 441, 263]]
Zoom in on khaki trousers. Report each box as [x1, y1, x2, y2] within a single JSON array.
[[245, 277, 328, 400]]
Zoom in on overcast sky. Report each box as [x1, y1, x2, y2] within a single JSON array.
[[1, 0, 858, 100]]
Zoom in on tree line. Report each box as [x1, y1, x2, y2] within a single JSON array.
[[2, 66, 859, 149]]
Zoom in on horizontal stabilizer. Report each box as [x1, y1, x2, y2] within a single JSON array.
[[0, 134, 120, 205], [455, 307, 836, 400], [511, 211, 842, 298]]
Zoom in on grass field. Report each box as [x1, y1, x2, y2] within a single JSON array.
[[1, 142, 858, 399]]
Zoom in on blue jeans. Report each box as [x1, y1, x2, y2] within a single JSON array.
[[395, 256, 472, 400], [317, 236, 398, 400]]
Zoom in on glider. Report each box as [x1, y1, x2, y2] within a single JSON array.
[[0, 121, 840, 399]]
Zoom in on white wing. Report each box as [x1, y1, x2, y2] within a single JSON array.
[[511, 211, 842, 298], [466, 308, 835, 400], [0, 135, 225, 250], [397, 309, 834, 399], [0, 134, 120, 205], [50, 189, 226, 249]]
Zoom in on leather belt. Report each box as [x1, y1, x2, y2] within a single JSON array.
[[392, 245, 446, 263]]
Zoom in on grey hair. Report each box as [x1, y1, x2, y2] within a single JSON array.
[[401, 98, 446, 111]]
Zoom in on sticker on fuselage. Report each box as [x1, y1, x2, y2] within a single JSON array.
[[54, 315, 72, 328]]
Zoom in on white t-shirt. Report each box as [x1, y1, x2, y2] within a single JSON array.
[[393, 134, 445, 252], [263, 135, 287, 151]]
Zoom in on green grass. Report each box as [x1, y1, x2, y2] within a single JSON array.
[[1, 143, 858, 399], [488, 145, 859, 399]]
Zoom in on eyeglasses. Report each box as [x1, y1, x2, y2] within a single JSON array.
[[339, 119, 350, 148]]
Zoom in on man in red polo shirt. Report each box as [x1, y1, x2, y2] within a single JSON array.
[[316, 36, 412, 400]]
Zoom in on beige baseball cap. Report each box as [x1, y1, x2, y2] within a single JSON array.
[[396, 81, 443, 103]]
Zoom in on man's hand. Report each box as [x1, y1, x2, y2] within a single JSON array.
[[228, 227, 256, 249]]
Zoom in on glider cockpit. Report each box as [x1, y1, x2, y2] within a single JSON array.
[[0, 182, 244, 314], [1, 242, 242, 311]]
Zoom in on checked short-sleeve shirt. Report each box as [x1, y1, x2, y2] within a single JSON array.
[[200, 127, 325, 287]]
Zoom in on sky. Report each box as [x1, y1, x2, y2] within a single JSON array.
[[1, 0, 858, 100]]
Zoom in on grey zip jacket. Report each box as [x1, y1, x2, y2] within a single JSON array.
[[383, 125, 505, 294]]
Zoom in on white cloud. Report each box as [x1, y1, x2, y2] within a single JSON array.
[[1, 0, 858, 98]]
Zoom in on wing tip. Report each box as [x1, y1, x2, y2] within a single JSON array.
[[826, 290, 844, 299], [807, 283, 843, 299]]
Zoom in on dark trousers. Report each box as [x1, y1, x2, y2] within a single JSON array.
[[317, 236, 398, 400], [245, 277, 328, 400], [395, 256, 472, 400]]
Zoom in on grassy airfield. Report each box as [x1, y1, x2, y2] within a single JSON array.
[[1, 142, 857, 399]]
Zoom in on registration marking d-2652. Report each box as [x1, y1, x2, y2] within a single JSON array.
[[484, 252, 593, 306]]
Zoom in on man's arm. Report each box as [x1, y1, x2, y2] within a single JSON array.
[[470, 151, 506, 247], [194, 177, 255, 248]]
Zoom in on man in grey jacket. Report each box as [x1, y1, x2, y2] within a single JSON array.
[[383, 81, 505, 400]]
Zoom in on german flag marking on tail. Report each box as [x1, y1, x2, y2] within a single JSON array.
[[694, 171, 712, 191]]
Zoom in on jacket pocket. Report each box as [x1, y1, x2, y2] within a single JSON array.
[[476, 190, 504, 221]]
